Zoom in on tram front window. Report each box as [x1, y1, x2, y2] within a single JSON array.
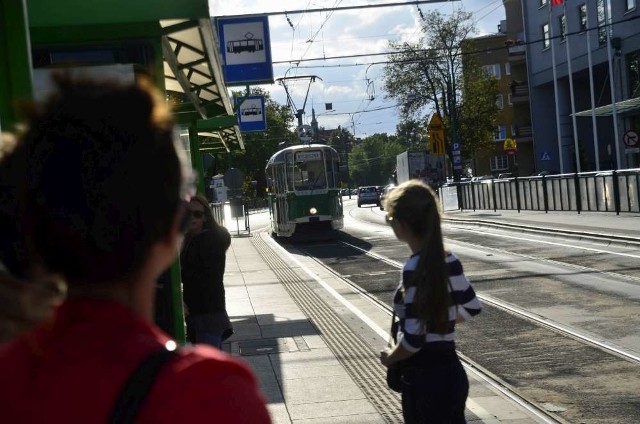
[[292, 159, 326, 190]]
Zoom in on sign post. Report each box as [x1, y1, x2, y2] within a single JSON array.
[[623, 130, 639, 155]]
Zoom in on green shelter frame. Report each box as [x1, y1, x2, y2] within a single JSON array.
[[0, 0, 243, 342]]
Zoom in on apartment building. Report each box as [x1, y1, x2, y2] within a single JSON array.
[[464, 26, 536, 176], [523, 0, 640, 172]]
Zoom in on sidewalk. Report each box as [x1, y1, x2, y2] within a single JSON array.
[[220, 226, 550, 424], [223, 234, 388, 423], [443, 208, 640, 241]]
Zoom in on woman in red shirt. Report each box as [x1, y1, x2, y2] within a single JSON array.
[[0, 75, 271, 423]]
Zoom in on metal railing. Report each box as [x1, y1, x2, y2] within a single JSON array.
[[440, 169, 640, 215], [211, 202, 225, 226]]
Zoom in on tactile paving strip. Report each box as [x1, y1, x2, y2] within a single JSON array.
[[253, 235, 403, 423]]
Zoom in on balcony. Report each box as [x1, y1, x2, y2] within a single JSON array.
[[508, 44, 526, 55], [514, 125, 533, 142], [510, 83, 529, 103], [505, 33, 526, 62]]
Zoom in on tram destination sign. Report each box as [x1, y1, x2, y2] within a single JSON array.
[[295, 151, 321, 161]]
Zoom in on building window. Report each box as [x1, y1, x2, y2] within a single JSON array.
[[597, 0, 607, 46], [626, 0, 636, 12], [483, 64, 501, 79], [490, 155, 509, 171], [559, 15, 567, 41], [508, 94, 513, 106], [511, 124, 516, 137], [496, 94, 504, 109], [505, 62, 511, 76], [494, 125, 507, 141], [543, 23, 550, 49], [578, 4, 587, 32]]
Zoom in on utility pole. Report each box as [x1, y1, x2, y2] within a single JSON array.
[[277, 75, 322, 144], [311, 107, 319, 143], [276, 75, 322, 127]]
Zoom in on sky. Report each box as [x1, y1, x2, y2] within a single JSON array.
[[210, 0, 506, 138]]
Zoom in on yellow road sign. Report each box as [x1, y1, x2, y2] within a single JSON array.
[[503, 138, 517, 152], [428, 113, 445, 155], [429, 129, 446, 155], [428, 113, 444, 131]]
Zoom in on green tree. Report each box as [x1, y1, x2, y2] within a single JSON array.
[[326, 126, 356, 186], [383, 9, 497, 176], [459, 44, 500, 172], [395, 119, 428, 150], [348, 134, 405, 186], [214, 88, 296, 197]]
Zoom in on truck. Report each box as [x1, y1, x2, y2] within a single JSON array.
[[395, 151, 444, 186]]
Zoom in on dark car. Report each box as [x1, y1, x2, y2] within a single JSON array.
[[379, 184, 395, 210], [357, 186, 380, 207]]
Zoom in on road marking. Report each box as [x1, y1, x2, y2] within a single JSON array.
[[450, 226, 640, 259]]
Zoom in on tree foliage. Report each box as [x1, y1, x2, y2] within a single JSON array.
[[325, 126, 356, 185], [212, 88, 296, 197], [383, 9, 498, 170], [459, 46, 499, 169], [348, 133, 405, 186], [395, 118, 428, 150]]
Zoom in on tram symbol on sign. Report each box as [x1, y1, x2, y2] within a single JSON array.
[[623, 130, 638, 147]]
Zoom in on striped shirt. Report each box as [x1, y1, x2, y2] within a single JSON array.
[[392, 252, 481, 352]]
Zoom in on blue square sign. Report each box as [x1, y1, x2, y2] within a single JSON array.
[[215, 15, 274, 86], [237, 95, 267, 132]]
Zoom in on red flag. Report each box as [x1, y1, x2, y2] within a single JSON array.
[[551, 0, 564, 6]]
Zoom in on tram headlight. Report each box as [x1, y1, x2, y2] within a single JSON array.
[[309, 207, 318, 215]]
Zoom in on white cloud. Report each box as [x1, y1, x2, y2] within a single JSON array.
[[210, 0, 504, 137]]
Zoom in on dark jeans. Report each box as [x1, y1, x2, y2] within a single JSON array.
[[401, 348, 469, 423]]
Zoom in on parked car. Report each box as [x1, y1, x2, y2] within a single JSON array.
[[379, 184, 395, 210], [357, 186, 380, 207]]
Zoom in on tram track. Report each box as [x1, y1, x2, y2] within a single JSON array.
[[293, 235, 640, 423], [294, 245, 564, 424], [337, 239, 640, 364], [442, 217, 640, 249]]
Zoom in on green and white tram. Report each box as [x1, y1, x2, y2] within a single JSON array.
[[265, 144, 344, 237]]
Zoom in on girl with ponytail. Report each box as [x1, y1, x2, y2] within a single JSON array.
[[379, 180, 481, 423]]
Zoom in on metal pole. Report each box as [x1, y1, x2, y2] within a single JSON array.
[[585, 4, 600, 170], [0, 0, 33, 131], [564, 2, 580, 172], [550, 4, 565, 173], [604, 0, 622, 169]]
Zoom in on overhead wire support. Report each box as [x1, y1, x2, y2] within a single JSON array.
[[276, 75, 323, 126]]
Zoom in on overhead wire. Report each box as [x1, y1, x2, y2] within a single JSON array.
[[254, 2, 639, 136]]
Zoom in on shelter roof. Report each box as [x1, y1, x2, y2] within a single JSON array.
[[574, 96, 640, 117], [27, 0, 242, 152]]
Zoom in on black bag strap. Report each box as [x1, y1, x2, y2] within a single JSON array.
[[109, 346, 179, 424], [388, 310, 397, 346]]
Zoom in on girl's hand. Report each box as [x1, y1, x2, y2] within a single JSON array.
[[379, 348, 393, 368]]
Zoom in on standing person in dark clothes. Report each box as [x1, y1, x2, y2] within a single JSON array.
[[0, 133, 65, 342], [0, 75, 270, 423], [181, 193, 233, 348], [379, 180, 482, 423]]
